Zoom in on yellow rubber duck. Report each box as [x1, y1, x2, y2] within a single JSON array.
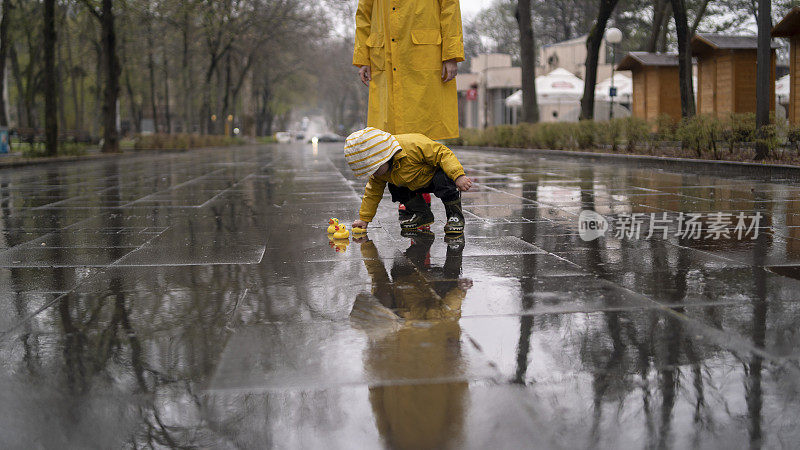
[[352, 226, 367, 235], [327, 218, 340, 234], [333, 224, 350, 240]]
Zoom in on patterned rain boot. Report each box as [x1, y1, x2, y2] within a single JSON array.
[[443, 198, 465, 235], [399, 194, 435, 230], [398, 193, 431, 220]]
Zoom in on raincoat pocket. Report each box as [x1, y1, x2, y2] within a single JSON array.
[[410, 29, 443, 70], [366, 33, 385, 71]]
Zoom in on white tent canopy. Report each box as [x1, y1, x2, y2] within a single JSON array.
[[595, 73, 632, 103], [505, 68, 584, 107]]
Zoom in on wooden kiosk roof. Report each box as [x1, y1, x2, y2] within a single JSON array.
[[691, 34, 779, 55], [773, 7, 800, 37], [616, 52, 679, 71]]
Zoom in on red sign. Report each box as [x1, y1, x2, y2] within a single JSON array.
[[466, 88, 477, 101]]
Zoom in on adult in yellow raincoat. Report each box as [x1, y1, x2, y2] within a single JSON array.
[[353, 0, 464, 140]]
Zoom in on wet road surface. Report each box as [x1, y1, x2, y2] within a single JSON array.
[[1, 143, 800, 448]]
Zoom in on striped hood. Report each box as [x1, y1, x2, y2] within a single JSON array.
[[344, 127, 402, 179]]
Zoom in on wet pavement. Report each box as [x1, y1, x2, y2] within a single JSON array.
[[1, 143, 800, 448]]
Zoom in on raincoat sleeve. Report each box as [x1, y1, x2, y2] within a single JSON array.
[[353, 0, 373, 66], [439, 0, 465, 63], [359, 176, 387, 222], [420, 139, 466, 181]]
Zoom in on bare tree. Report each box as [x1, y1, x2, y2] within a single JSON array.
[[580, 0, 619, 120], [0, 0, 11, 127], [670, 0, 696, 117], [516, 0, 539, 123], [754, 0, 771, 160], [81, 0, 120, 152], [43, 0, 57, 155]]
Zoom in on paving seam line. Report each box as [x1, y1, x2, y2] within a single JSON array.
[[457, 145, 800, 182]]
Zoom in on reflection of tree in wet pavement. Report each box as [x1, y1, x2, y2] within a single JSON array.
[[351, 235, 470, 449], [0, 162, 270, 446]]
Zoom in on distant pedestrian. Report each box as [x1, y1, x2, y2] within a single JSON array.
[[353, 0, 464, 220]]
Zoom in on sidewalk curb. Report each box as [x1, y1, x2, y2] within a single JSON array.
[[456, 145, 800, 181], [0, 145, 260, 170]]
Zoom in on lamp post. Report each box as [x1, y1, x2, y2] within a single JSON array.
[[605, 27, 622, 120]]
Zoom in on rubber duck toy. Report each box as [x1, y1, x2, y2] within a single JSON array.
[[327, 218, 340, 234], [333, 224, 350, 240], [352, 226, 367, 235]]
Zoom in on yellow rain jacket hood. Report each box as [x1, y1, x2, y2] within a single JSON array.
[[353, 0, 464, 140]]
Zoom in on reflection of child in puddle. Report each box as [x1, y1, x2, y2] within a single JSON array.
[[351, 234, 472, 449]]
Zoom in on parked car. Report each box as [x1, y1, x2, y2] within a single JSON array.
[[275, 131, 292, 143]]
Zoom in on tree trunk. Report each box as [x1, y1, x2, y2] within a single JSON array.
[[516, 0, 539, 123], [57, 22, 67, 132], [221, 52, 231, 135], [124, 69, 141, 133], [120, 39, 141, 134], [670, 0, 696, 117], [754, 0, 771, 160], [146, 24, 158, 133], [162, 45, 171, 134], [182, 8, 190, 133], [65, 23, 81, 131], [580, 0, 619, 121], [9, 46, 25, 128], [0, 0, 11, 127], [100, 0, 120, 153], [647, 0, 668, 53], [44, 0, 58, 156]]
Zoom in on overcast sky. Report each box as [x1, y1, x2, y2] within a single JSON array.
[[460, 0, 487, 18]]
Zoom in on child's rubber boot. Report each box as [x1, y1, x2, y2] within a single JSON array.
[[399, 195, 434, 230], [443, 199, 465, 235], [398, 193, 432, 221]]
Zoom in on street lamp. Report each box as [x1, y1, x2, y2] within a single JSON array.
[[605, 27, 623, 120]]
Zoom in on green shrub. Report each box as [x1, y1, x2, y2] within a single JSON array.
[[622, 117, 650, 152], [787, 125, 800, 152], [58, 142, 89, 156], [133, 133, 246, 150], [597, 119, 623, 151], [754, 124, 781, 158], [676, 115, 711, 157], [654, 114, 676, 141], [575, 120, 599, 150], [724, 113, 756, 154]]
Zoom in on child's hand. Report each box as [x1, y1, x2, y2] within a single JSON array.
[[455, 175, 473, 192], [352, 219, 368, 229]]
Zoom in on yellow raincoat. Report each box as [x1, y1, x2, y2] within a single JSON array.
[[353, 0, 464, 140], [358, 133, 465, 223]]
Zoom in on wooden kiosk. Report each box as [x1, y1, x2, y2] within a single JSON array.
[[616, 52, 682, 122], [691, 34, 776, 116], [773, 7, 800, 124]]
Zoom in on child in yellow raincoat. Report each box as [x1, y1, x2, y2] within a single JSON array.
[[345, 127, 472, 234]]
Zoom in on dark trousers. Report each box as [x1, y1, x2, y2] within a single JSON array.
[[387, 169, 460, 204]]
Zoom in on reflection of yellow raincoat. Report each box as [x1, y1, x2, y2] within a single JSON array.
[[356, 241, 467, 449], [353, 0, 464, 140]]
